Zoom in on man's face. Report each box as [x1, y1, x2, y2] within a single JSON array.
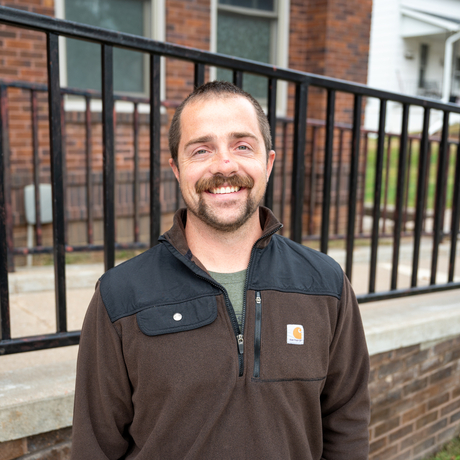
[[169, 95, 275, 233]]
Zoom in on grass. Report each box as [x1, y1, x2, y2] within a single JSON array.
[[364, 134, 458, 210], [423, 437, 460, 460]]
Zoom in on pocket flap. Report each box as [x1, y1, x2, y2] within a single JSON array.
[[136, 296, 217, 336]]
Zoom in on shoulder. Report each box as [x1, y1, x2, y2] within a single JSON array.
[[99, 243, 218, 322], [249, 234, 344, 299]]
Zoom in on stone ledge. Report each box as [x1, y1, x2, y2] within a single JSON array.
[[1, 290, 459, 443], [0, 361, 76, 443]]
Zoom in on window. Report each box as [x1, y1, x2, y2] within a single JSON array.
[[212, 0, 289, 112], [55, 0, 165, 96]]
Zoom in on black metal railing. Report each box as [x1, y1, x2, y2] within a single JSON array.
[[0, 5, 459, 354]]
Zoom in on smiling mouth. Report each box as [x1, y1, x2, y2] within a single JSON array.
[[209, 186, 241, 194]]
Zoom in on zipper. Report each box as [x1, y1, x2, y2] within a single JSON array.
[[253, 291, 262, 378], [163, 222, 282, 378]]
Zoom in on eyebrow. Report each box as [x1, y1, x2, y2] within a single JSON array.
[[184, 132, 259, 150]]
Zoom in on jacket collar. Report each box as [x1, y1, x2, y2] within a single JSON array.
[[160, 207, 283, 258]]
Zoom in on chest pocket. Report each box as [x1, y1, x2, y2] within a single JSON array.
[[252, 291, 334, 382], [137, 296, 217, 336]]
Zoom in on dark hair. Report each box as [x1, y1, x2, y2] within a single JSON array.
[[168, 81, 272, 165]]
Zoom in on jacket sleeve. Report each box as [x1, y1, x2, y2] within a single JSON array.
[[321, 273, 370, 460], [71, 283, 134, 460]]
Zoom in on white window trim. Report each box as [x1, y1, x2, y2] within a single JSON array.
[[210, 0, 290, 116], [55, 0, 165, 113]]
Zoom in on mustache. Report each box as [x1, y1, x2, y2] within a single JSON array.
[[195, 174, 254, 193]]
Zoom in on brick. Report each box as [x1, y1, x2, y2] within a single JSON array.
[[441, 398, 460, 416], [389, 424, 413, 442], [428, 393, 449, 410], [369, 445, 398, 460], [374, 416, 400, 438], [427, 418, 448, 435], [0, 439, 27, 460], [403, 377, 428, 396], [450, 410, 460, 423], [416, 411, 438, 429], [369, 437, 386, 454], [405, 349, 429, 368], [430, 365, 454, 384], [413, 436, 436, 455]]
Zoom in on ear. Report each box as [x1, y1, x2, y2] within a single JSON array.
[[266, 150, 276, 181], [169, 158, 180, 182]]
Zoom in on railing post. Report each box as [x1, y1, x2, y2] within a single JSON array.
[[345, 94, 363, 281], [31, 90, 42, 247], [369, 99, 387, 293], [290, 81, 308, 243], [150, 53, 161, 246], [448, 130, 460, 282], [0, 84, 11, 342], [391, 103, 409, 290], [320, 89, 335, 254], [430, 110, 450, 284], [47, 32, 67, 333], [85, 95, 94, 245], [233, 70, 243, 88], [411, 108, 430, 287], [0, 85, 13, 273], [133, 102, 140, 243], [194, 63, 205, 88], [102, 44, 115, 271], [264, 77, 277, 209]]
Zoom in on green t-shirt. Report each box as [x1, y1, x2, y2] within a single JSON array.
[[209, 269, 247, 331]]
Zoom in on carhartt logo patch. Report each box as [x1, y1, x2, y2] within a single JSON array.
[[287, 324, 304, 345]]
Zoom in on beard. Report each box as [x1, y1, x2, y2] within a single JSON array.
[[183, 174, 264, 233]]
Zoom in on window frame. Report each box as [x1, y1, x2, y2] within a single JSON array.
[[55, 0, 165, 113], [210, 0, 290, 116]]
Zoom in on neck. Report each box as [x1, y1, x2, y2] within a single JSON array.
[[185, 210, 263, 273]]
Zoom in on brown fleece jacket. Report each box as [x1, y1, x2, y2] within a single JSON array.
[[71, 208, 370, 460]]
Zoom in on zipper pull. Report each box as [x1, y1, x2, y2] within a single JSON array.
[[237, 334, 244, 354], [256, 292, 261, 304]]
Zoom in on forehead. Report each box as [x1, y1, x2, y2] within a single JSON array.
[[179, 95, 261, 144]]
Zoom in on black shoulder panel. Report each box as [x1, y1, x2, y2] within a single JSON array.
[[99, 244, 220, 323], [248, 234, 344, 299]]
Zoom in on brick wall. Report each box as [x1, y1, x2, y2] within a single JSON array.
[[369, 336, 460, 460], [0, 427, 71, 460]]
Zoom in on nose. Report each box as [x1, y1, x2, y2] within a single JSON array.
[[209, 148, 239, 176]]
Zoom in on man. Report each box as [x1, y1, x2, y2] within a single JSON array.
[[71, 81, 370, 459]]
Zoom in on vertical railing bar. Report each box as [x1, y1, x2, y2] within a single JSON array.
[[440, 142, 452, 239], [369, 99, 387, 294], [422, 140, 433, 233], [359, 133, 369, 235], [448, 130, 460, 282], [31, 90, 42, 247], [133, 102, 140, 243], [265, 78, 277, 209], [382, 134, 392, 234], [85, 95, 93, 245], [411, 108, 430, 287], [0, 84, 11, 340], [0, 86, 13, 273], [345, 94, 362, 280], [60, 96, 68, 244], [430, 110, 450, 285], [290, 81, 308, 243], [102, 44, 115, 271], [320, 89, 335, 254], [280, 120, 288, 235], [403, 137, 413, 233], [194, 63, 205, 88], [46, 32, 67, 333], [150, 53, 161, 246], [334, 128, 344, 236], [391, 103, 409, 290], [233, 70, 243, 89], [308, 126, 317, 236]]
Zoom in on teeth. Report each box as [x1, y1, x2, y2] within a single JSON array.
[[210, 186, 240, 194]]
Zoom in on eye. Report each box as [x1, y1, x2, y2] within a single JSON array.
[[236, 145, 251, 151], [194, 148, 209, 155]]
